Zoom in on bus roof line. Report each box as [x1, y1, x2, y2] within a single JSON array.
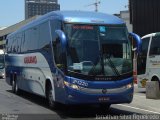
[[8, 11, 125, 37]]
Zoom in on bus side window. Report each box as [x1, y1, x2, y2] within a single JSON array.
[[38, 22, 50, 50], [149, 36, 160, 56], [5, 39, 8, 52]]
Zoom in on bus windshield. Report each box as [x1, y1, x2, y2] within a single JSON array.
[[65, 24, 132, 77]]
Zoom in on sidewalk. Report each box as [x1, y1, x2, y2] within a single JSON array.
[[130, 84, 160, 113]]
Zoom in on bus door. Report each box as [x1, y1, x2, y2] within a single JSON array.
[[50, 20, 67, 102], [137, 37, 150, 88]]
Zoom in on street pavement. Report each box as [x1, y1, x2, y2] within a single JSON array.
[[0, 79, 160, 120]]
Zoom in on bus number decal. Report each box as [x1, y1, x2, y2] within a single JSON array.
[[72, 80, 88, 87]]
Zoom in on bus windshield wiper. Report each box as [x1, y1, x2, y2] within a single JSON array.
[[88, 57, 101, 76], [104, 55, 120, 76]]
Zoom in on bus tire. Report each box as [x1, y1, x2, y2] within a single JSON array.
[[151, 76, 160, 90], [99, 104, 111, 111], [47, 84, 58, 109], [12, 76, 20, 94], [12, 79, 16, 93]]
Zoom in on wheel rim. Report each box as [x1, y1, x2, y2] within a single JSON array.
[[48, 90, 54, 107], [12, 80, 15, 92], [15, 82, 18, 93]]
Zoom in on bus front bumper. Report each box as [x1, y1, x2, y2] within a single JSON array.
[[64, 84, 134, 105]]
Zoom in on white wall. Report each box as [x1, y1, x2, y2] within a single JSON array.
[[120, 11, 133, 32]]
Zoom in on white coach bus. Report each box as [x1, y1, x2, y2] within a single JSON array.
[[137, 32, 160, 89]]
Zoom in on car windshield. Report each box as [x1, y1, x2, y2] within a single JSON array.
[[65, 24, 132, 77]]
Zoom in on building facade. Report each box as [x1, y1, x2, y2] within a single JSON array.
[[130, 0, 160, 37], [120, 10, 132, 32], [25, 0, 60, 19], [114, 11, 133, 33]]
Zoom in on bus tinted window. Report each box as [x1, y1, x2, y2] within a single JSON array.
[[24, 29, 31, 51], [24, 27, 38, 51], [149, 36, 160, 56], [38, 22, 51, 49], [12, 37, 17, 53], [142, 37, 150, 56], [29, 27, 38, 51], [20, 32, 25, 52], [50, 20, 61, 41], [137, 37, 150, 75]]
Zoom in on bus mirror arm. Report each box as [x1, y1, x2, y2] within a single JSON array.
[[55, 30, 67, 52], [132, 47, 137, 52], [129, 32, 142, 54]]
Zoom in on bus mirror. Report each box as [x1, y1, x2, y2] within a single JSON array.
[[129, 33, 142, 54], [55, 30, 67, 52]]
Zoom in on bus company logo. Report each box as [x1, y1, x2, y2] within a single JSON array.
[[102, 89, 107, 94], [24, 56, 37, 64]]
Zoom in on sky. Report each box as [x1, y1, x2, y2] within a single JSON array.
[[0, 0, 128, 27]]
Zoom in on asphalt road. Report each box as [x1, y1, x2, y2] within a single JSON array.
[[0, 79, 160, 120]]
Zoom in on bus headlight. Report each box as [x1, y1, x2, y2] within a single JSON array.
[[64, 81, 70, 86], [70, 84, 79, 90], [126, 83, 133, 89], [64, 81, 82, 90]]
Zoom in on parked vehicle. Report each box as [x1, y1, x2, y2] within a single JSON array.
[[137, 32, 160, 89], [0, 50, 5, 78], [5, 11, 141, 109]]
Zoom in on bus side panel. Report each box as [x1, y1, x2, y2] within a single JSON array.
[[5, 55, 15, 86], [5, 53, 54, 97], [148, 55, 160, 82], [18, 68, 46, 96], [39, 50, 67, 103]]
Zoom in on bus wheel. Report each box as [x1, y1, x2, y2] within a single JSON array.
[[99, 104, 111, 112], [12, 78, 20, 94], [47, 85, 58, 109], [152, 77, 160, 90], [12, 80, 16, 93]]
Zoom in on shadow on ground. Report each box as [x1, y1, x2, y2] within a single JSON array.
[[7, 90, 142, 119]]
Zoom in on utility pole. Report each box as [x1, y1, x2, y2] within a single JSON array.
[[95, 0, 100, 12], [86, 0, 101, 12]]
